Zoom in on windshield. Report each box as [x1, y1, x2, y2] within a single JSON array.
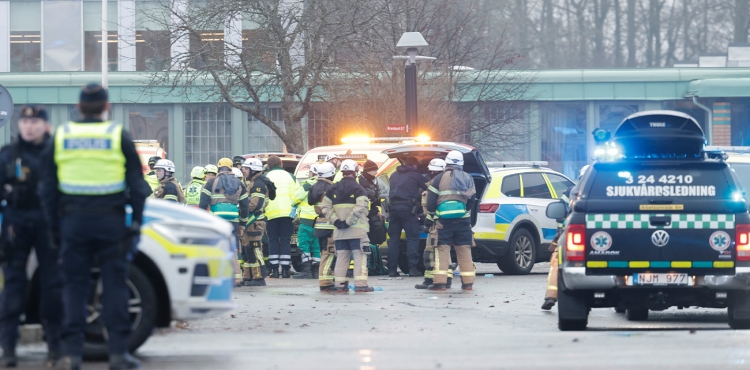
[[295, 149, 392, 180]]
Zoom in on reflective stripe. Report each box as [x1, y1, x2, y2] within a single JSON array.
[[251, 193, 266, 198], [428, 185, 439, 194], [202, 189, 212, 195], [59, 182, 126, 195], [164, 195, 178, 201], [460, 272, 475, 276]]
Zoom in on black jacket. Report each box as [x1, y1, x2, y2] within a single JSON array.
[[39, 118, 151, 230], [388, 165, 427, 209], [0, 135, 50, 223]]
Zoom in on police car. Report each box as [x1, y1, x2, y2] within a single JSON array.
[[473, 163, 576, 274], [24, 199, 236, 358], [552, 110, 750, 331]]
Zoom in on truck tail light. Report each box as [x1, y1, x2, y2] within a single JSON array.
[[736, 225, 750, 261], [566, 224, 586, 262], [479, 203, 499, 213]]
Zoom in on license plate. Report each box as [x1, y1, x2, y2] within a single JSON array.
[[291, 236, 298, 245], [631, 273, 690, 286]]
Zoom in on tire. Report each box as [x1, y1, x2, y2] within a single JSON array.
[[291, 255, 302, 273], [625, 308, 649, 321], [83, 264, 158, 360], [728, 292, 750, 329], [557, 277, 588, 331], [497, 229, 536, 275], [614, 305, 626, 314]]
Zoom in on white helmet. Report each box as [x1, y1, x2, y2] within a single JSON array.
[[242, 158, 263, 172], [154, 159, 176, 173], [445, 150, 464, 166], [316, 162, 336, 178], [325, 153, 341, 163], [232, 167, 243, 178], [340, 159, 358, 172], [310, 164, 319, 175], [579, 164, 590, 179], [428, 158, 446, 172]]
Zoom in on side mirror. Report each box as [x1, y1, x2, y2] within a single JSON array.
[[546, 201, 568, 221]]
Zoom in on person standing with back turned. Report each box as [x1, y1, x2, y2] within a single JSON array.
[[387, 157, 427, 277], [39, 84, 151, 370], [264, 155, 298, 278]]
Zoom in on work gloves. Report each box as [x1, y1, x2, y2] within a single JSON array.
[[333, 220, 350, 229]]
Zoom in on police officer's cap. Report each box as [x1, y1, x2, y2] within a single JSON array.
[[19, 105, 48, 122], [80, 83, 109, 103]]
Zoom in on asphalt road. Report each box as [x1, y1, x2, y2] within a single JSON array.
[[15, 263, 750, 369]]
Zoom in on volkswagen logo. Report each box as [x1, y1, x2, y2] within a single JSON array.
[[651, 230, 670, 247]]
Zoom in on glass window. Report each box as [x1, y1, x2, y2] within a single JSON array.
[[541, 102, 587, 180], [190, 30, 224, 70], [481, 103, 530, 161], [598, 104, 639, 133], [545, 173, 575, 199], [185, 105, 232, 171], [501, 174, 521, 197], [84, 31, 118, 71], [247, 108, 284, 153], [521, 173, 552, 199], [42, 0, 83, 71], [127, 106, 170, 154], [136, 30, 170, 71], [10, 32, 40, 72]]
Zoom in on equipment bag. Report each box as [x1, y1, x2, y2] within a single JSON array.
[[367, 244, 389, 276], [367, 214, 387, 245]]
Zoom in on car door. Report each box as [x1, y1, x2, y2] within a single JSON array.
[[538, 172, 576, 242], [383, 142, 491, 226], [519, 172, 557, 243]]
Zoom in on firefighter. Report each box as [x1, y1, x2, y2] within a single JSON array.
[[0, 106, 62, 368], [199, 158, 250, 251], [232, 155, 245, 170], [184, 166, 206, 207], [325, 153, 343, 182], [425, 150, 477, 291], [292, 165, 320, 279], [144, 156, 161, 195], [321, 159, 373, 292], [152, 159, 184, 203], [264, 156, 298, 278], [308, 162, 337, 292], [240, 158, 276, 286], [204, 164, 218, 182], [415, 158, 454, 290]]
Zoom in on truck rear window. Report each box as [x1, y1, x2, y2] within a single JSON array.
[[587, 162, 734, 200]]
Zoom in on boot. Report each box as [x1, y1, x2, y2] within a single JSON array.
[[354, 286, 374, 292], [427, 283, 447, 291], [269, 265, 279, 278], [409, 266, 422, 277], [336, 282, 350, 293], [56, 356, 81, 370], [281, 265, 291, 278], [2, 347, 16, 368], [245, 279, 266, 286], [415, 278, 433, 289], [461, 283, 473, 291], [260, 265, 269, 278], [242, 266, 253, 284], [541, 298, 557, 310], [292, 262, 313, 279], [446, 277, 453, 289], [109, 353, 141, 370], [45, 351, 61, 368], [319, 285, 337, 292], [389, 270, 400, 277], [311, 263, 320, 279]]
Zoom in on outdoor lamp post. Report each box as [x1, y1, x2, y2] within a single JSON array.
[[393, 32, 435, 134]]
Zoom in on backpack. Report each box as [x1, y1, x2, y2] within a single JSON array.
[[367, 214, 387, 245]]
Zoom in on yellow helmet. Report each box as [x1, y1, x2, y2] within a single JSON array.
[[217, 158, 233, 167]]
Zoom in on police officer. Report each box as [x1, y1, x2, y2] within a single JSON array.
[[40, 84, 150, 370], [144, 156, 160, 195], [199, 158, 250, 244], [292, 165, 320, 279], [239, 158, 275, 286], [152, 159, 184, 203], [415, 158, 453, 290], [264, 156, 298, 278], [0, 106, 62, 368], [184, 166, 206, 207], [321, 160, 373, 292], [308, 163, 337, 292], [386, 157, 427, 277], [425, 151, 477, 291], [204, 164, 218, 182]]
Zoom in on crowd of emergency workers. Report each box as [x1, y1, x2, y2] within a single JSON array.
[[0, 83, 492, 370]]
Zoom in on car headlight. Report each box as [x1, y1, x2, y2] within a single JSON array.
[[149, 222, 231, 251]]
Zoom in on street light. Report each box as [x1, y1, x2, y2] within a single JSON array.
[[393, 32, 435, 134]]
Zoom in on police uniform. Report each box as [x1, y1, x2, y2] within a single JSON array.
[[308, 174, 336, 291], [386, 161, 427, 276], [0, 106, 62, 367], [425, 157, 477, 290], [292, 176, 320, 279], [39, 84, 150, 369], [240, 165, 275, 286], [321, 161, 373, 292]]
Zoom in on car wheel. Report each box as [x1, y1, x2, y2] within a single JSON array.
[[557, 286, 588, 331], [291, 256, 302, 273], [614, 305, 626, 314], [497, 229, 536, 275], [625, 308, 649, 321], [83, 264, 158, 360], [728, 292, 750, 329]]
